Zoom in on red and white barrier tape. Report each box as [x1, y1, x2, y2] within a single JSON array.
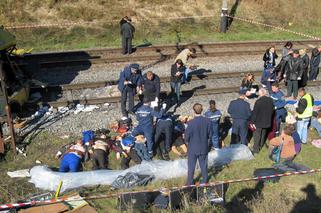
[[1, 168, 321, 210], [226, 15, 321, 41]]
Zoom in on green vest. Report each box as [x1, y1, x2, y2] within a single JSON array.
[[297, 93, 313, 119]]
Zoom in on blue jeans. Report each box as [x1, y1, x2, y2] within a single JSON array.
[[59, 153, 82, 172], [211, 122, 220, 148], [311, 118, 321, 137], [183, 67, 191, 82], [276, 108, 287, 134], [296, 118, 310, 144], [170, 82, 181, 102]]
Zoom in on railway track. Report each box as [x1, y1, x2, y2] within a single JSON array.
[[36, 72, 321, 108], [35, 70, 262, 91], [15, 39, 320, 68]]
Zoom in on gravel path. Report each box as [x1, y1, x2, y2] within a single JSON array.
[[33, 55, 265, 85], [20, 85, 321, 138]]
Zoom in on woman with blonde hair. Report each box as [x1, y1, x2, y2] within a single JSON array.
[[299, 49, 309, 87]]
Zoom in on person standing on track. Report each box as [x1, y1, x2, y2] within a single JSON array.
[[284, 49, 303, 99], [263, 46, 278, 69], [275, 41, 293, 81], [299, 49, 309, 88], [227, 89, 252, 145], [309, 46, 321, 81], [185, 103, 212, 185], [120, 16, 135, 55], [142, 71, 161, 103], [170, 59, 185, 106], [118, 63, 142, 119]]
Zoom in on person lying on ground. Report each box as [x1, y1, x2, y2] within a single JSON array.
[[59, 139, 85, 172], [114, 135, 142, 169], [134, 135, 150, 161], [90, 138, 109, 170]]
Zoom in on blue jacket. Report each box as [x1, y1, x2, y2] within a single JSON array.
[[185, 116, 212, 154], [118, 64, 142, 92], [227, 98, 251, 120], [136, 104, 164, 128], [204, 109, 222, 125], [271, 90, 286, 109], [260, 69, 276, 85]]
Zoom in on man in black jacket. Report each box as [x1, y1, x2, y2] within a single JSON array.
[[120, 17, 135, 54], [251, 88, 274, 154], [284, 50, 303, 99], [227, 89, 252, 145], [170, 59, 185, 105], [142, 71, 160, 102], [309, 46, 321, 81]]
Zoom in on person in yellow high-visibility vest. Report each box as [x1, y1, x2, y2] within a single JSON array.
[[295, 88, 314, 144]]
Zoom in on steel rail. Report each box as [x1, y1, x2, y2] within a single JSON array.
[[35, 70, 262, 91], [46, 80, 321, 108], [14, 39, 320, 67]]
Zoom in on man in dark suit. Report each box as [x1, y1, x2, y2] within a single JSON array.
[[251, 88, 274, 154], [185, 103, 212, 185], [227, 89, 252, 145], [120, 16, 135, 54]]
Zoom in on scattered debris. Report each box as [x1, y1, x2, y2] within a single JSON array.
[[7, 169, 30, 178], [58, 106, 69, 113], [74, 104, 99, 114]]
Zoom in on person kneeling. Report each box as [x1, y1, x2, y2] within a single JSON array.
[[269, 125, 296, 163]]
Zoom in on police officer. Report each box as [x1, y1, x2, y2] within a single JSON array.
[[118, 63, 142, 119], [227, 89, 252, 145], [270, 82, 287, 135], [131, 97, 166, 160], [154, 114, 173, 160], [142, 71, 161, 103], [296, 88, 314, 144], [185, 103, 212, 185], [120, 16, 135, 54], [204, 100, 222, 150]]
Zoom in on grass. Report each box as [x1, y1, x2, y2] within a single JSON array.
[[8, 21, 321, 52], [1, 128, 321, 212]]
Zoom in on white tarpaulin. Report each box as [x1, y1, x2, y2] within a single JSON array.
[[29, 144, 253, 192]]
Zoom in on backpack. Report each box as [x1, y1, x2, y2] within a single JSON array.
[[82, 130, 95, 144], [269, 140, 284, 163]]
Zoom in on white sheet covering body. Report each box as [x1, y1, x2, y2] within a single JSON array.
[[29, 144, 253, 192]]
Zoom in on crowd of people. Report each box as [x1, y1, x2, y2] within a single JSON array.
[[56, 39, 321, 186]]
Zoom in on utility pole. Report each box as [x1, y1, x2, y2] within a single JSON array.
[[220, 0, 228, 33]]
